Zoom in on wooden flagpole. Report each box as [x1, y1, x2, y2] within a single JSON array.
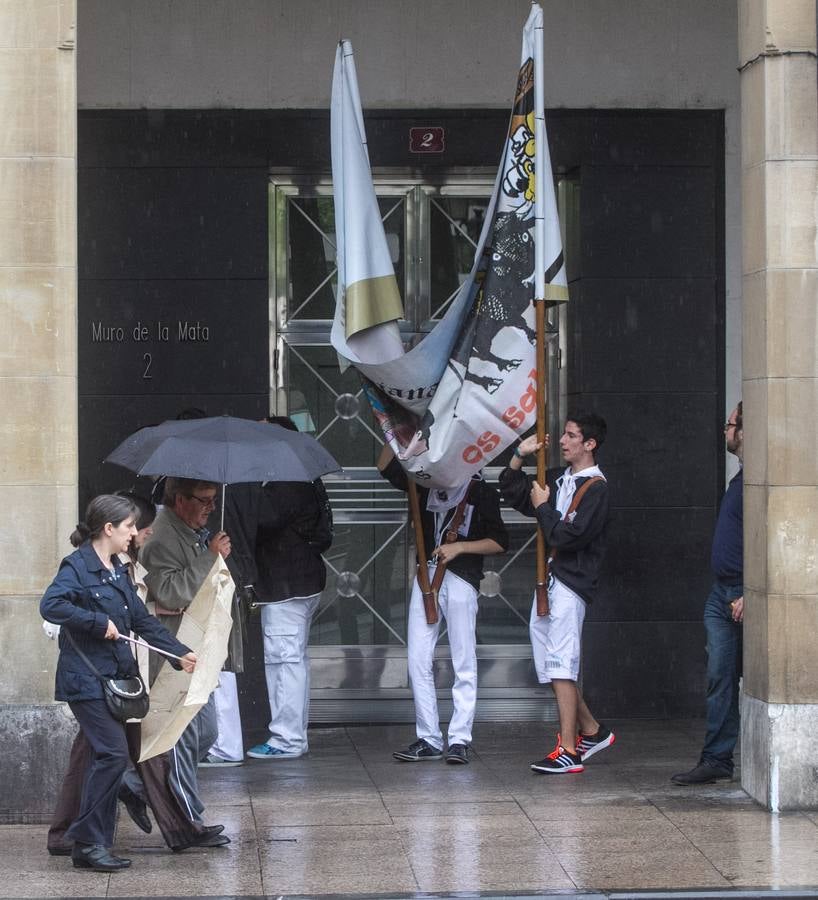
[[407, 481, 438, 624], [533, 6, 549, 617], [534, 303, 550, 617]]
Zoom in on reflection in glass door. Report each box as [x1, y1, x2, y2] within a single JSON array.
[[269, 173, 561, 723]]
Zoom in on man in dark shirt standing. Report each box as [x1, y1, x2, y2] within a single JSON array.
[[378, 445, 508, 765], [673, 402, 744, 785]]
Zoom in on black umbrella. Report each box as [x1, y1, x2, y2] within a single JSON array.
[[105, 415, 342, 527]]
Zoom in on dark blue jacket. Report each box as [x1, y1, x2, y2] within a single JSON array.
[[40, 542, 190, 702], [711, 468, 743, 581]]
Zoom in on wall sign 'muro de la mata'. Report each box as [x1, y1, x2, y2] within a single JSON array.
[[89, 320, 212, 381], [90, 320, 211, 343]]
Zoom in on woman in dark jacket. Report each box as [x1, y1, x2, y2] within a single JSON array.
[[46, 493, 215, 856], [41, 494, 196, 872]]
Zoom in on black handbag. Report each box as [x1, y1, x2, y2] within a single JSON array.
[[64, 629, 149, 722]]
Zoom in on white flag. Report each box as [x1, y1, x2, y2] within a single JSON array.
[[330, 4, 567, 489]]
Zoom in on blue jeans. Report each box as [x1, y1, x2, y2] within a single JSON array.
[[701, 579, 743, 772]]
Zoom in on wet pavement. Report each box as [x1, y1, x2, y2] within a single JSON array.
[[2, 720, 817, 898]]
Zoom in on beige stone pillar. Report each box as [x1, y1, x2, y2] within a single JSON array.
[[739, 0, 818, 810], [0, 0, 79, 819]]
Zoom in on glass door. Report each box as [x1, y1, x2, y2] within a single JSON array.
[[269, 172, 561, 723]]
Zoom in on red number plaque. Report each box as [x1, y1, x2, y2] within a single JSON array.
[[409, 127, 445, 154]]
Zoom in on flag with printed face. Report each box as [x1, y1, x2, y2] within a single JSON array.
[[330, 4, 567, 490]]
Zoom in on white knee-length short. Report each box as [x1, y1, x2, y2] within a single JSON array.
[[529, 575, 586, 683]]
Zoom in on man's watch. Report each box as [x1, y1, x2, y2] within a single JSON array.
[[513, 446, 526, 459]]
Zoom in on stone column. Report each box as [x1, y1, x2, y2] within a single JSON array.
[[739, 0, 818, 810], [0, 0, 79, 820]]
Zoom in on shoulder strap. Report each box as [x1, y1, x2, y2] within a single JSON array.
[[565, 476, 605, 518], [442, 489, 472, 544], [430, 487, 473, 595], [547, 476, 605, 563], [63, 628, 106, 682]]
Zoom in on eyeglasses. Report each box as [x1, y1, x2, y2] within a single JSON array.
[[188, 494, 217, 510], [723, 421, 739, 431]]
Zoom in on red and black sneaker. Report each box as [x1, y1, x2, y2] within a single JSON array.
[[531, 736, 584, 774], [575, 724, 616, 761]]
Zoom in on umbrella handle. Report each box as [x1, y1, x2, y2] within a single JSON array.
[[118, 634, 186, 662], [220, 483, 225, 531]]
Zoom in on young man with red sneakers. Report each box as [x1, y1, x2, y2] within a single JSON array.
[[500, 411, 614, 774]]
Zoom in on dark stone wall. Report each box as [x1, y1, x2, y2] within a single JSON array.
[[78, 108, 725, 719], [562, 110, 726, 717]]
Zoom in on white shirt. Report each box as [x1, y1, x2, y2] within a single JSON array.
[[555, 465, 605, 518]]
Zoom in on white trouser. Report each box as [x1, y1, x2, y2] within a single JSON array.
[[529, 576, 586, 683], [261, 594, 320, 754], [208, 671, 244, 761], [407, 566, 479, 750]]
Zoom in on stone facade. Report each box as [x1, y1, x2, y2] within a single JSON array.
[[0, 0, 79, 820], [739, 0, 818, 809]]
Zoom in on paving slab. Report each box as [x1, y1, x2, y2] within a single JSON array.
[[0, 720, 816, 897]]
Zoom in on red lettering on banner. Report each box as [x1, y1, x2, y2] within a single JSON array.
[[519, 380, 537, 413], [464, 369, 540, 465], [502, 405, 525, 428], [477, 431, 500, 453], [462, 444, 484, 464], [462, 430, 500, 464]]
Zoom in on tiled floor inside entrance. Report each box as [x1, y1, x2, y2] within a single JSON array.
[[3, 720, 818, 897]]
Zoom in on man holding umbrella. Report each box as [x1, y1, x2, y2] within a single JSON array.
[[106, 414, 341, 768], [140, 477, 233, 845]]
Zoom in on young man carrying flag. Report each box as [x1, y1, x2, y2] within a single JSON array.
[[500, 412, 614, 773], [379, 444, 508, 765]]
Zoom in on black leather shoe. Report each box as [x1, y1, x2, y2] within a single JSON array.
[[71, 843, 132, 871], [671, 762, 732, 785], [119, 785, 152, 834], [171, 824, 228, 852], [193, 831, 231, 848], [445, 743, 471, 765]]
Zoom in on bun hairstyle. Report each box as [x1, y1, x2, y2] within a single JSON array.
[[69, 494, 138, 548]]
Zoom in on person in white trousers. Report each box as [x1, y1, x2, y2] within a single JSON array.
[[378, 444, 508, 765], [202, 671, 244, 765], [253, 592, 321, 757], [224, 416, 332, 761]]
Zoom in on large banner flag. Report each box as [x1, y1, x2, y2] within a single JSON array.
[[330, 4, 567, 490]]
